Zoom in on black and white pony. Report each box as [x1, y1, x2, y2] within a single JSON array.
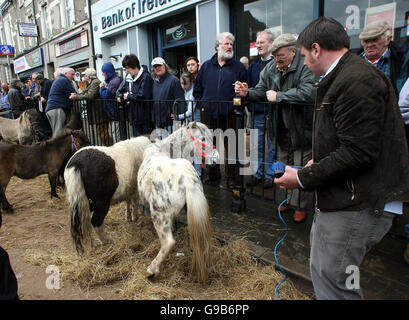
[[64, 122, 218, 282]]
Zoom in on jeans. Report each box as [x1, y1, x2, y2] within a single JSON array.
[[310, 208, 394, 299], [250, 113, 276, 180]]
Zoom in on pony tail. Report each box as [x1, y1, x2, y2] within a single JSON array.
[[64, 166, 92, 254], [185, 182, 211, 283]]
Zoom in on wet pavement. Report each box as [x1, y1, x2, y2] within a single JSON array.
[[179, 182, 409, 300]]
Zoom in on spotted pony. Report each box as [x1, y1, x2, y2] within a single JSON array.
[[64, 122, 218, 275]]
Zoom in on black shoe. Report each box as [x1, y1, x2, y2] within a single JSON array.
[[246, 178, 262, 187], [263, 179, 274, 189]]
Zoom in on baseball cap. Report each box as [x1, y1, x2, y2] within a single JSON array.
[[151, 57, 166, 66]]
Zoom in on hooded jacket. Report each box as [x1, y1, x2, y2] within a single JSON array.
[[100, 62, 121, 120]]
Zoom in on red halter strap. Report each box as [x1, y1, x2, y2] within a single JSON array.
[[186, 128, 216, 168]]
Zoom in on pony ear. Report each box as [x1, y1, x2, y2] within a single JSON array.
[[191, 121, 197, 129]]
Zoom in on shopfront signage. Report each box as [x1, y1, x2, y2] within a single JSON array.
[[55, 31, 89, 57], [100, 0, 187, 33], [13, 48, 44, 74], [0, 45, 14, 56], [172, 26, 187, 40]]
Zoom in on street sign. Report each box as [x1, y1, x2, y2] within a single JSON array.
[[18, 23, 39, 37], [0, 45, 14, 55]]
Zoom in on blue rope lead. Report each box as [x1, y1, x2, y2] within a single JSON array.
[[274, 190, 293, 300]]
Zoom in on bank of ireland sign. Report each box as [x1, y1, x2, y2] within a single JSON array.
[[99, 0, 187, 34]]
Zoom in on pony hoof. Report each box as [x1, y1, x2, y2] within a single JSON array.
[[145, 272, 155, 279]]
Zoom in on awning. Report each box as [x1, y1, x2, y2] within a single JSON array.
[[17, 66, 44, 81]]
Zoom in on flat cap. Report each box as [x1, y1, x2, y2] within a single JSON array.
[[270, 33, 297, 53], [151, 57, 166, 66], [82, 68, 96, 77], [10, 78, 20, 85], [359, 20, 391, 40], [34, 73, 44, 80]]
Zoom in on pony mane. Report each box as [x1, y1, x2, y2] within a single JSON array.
[[39, 129, 73, 147]]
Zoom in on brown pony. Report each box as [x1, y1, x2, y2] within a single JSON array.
[[0, 129, 90, 213]]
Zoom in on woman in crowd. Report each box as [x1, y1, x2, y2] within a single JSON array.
[[186, 56, 200, 79], [0, 84, 12, 119]]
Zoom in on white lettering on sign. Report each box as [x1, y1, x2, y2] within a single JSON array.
[[100, 0, 187, 33]]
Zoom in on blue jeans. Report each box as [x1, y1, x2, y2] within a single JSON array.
[[251, 113, 276, 180]]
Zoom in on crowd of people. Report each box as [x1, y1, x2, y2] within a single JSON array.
[[1, 18, 409, 300]]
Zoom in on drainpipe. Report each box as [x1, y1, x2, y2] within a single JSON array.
[[0, 8, 12, 82], [87, 0, 96, 68]]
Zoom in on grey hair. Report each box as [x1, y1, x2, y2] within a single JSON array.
[[215, 32, 235, 50], [383, 29, 392, 40], [256, 29, 275, 43], [62, 67, 74, 75], [54, 68, 63, 78]]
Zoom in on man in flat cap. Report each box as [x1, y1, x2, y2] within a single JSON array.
[[359, 20, 405, 95], [8, 79, 28, 118], [34, 73, 53, 138], [235, 33, 316, 223]]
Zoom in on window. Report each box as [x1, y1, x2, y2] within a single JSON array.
[[42, 5, 53, 38], [233, 0, 314, 61], [65, 0, 75, 27], [324, 0, 409, 50]]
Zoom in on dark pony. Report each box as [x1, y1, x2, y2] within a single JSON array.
[[65, 111, 83, 131], [0, 129, 90, 213]]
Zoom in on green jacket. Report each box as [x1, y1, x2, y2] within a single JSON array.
[[74, 78, 105, 125], [247, 49, 316, 150], [75, 78, 101, 100]]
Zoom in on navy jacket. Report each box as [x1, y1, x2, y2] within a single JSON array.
[[45, 74, 75, 113], [118, 69, 153, 125], [193, 53, 247, 119], [152, 72, 185, 127]]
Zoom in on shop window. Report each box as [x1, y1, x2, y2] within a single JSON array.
[[233, 0, 314, 61], [65, 0, 75, 28], [324, 0, 409, 50]]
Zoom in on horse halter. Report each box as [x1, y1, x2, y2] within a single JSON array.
[[71, 134, 78, 152], [186, 128, 216, 168]]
